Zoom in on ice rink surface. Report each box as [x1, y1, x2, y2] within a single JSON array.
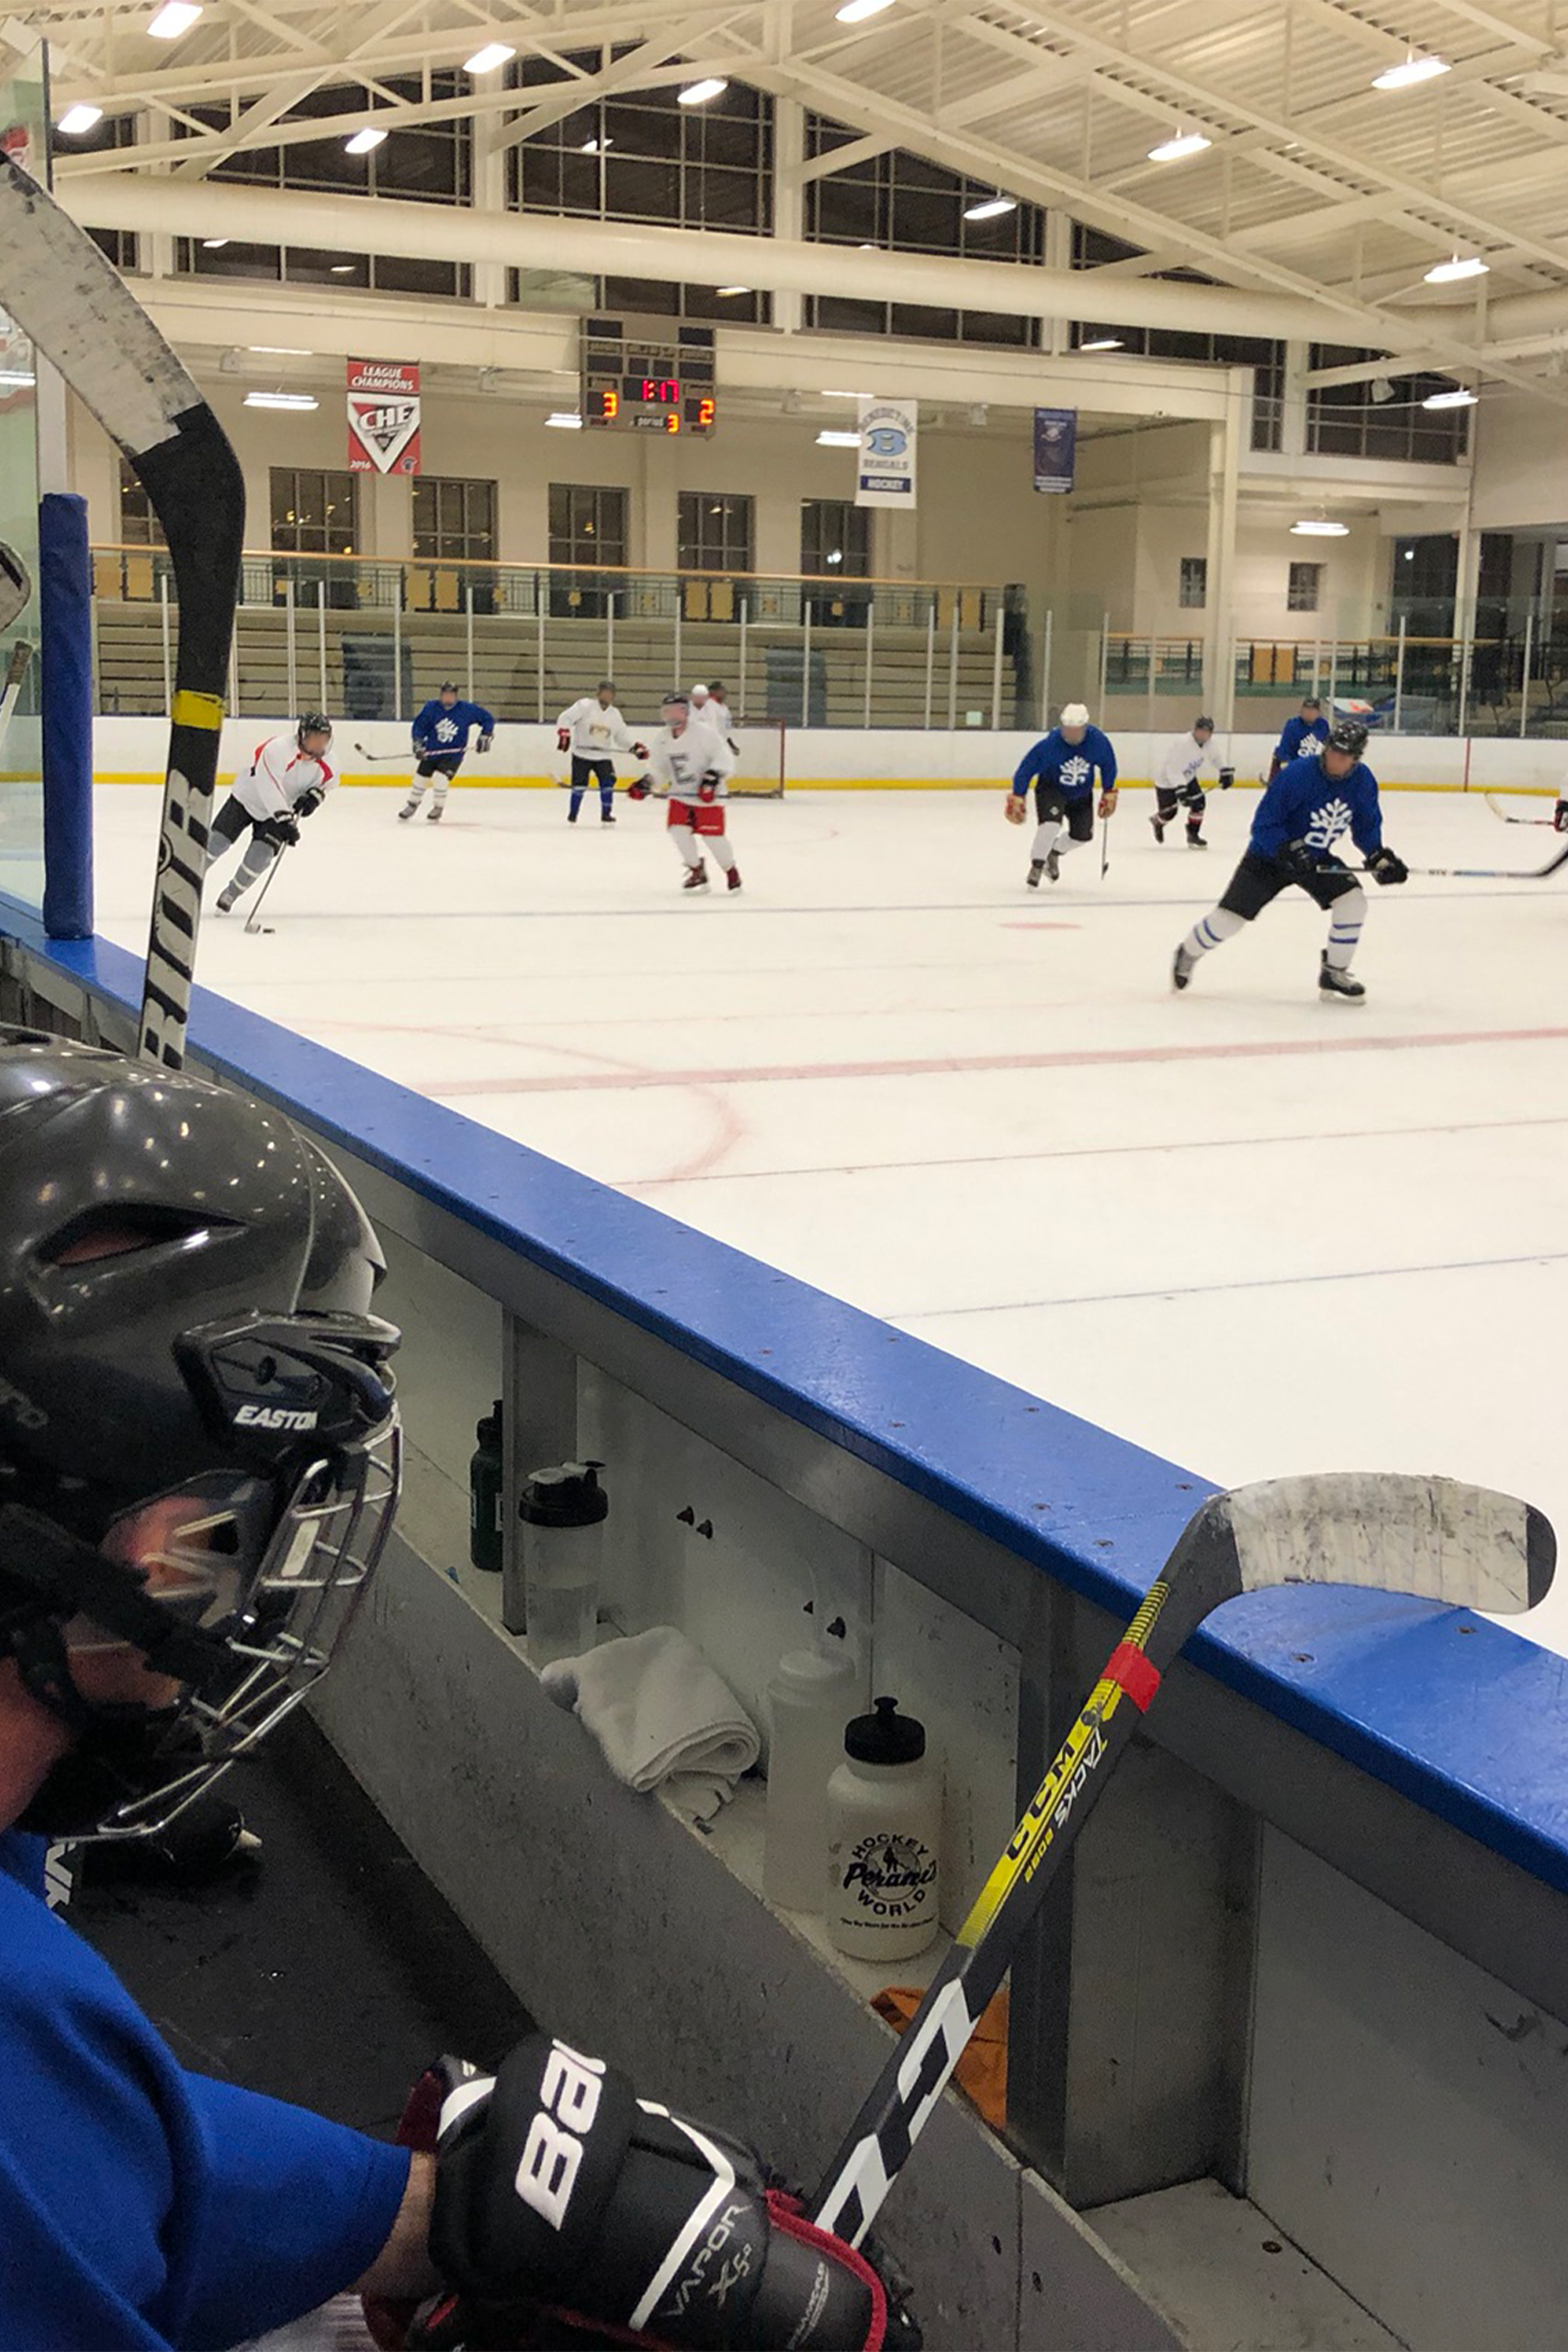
[[94, 778, 1568, 1655]]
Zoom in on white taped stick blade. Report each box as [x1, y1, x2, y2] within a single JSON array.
[[1228, 1474, 1554, 1615], [0, 156, 203, 459]]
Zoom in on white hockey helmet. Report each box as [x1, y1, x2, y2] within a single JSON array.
[[689, 682, 710, 702], [1060, 701, 1091, 728]]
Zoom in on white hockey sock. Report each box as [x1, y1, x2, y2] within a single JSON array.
[[1325, 888, 1367, 970], [1183, 907, 1247, 958], [432, 777, 450, 809], [406, 774, 427, 806], [708, 836, 736, 874], [1054, 826, 1086, 857], [672, 826, 704, 869], [1029, 821, 1055, 861]]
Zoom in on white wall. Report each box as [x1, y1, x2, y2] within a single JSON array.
[[88, 714, 1568, 791], [1472, 390, 1568, 534]]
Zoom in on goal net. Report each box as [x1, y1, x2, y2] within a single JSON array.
[[728, 716, 786, 799]]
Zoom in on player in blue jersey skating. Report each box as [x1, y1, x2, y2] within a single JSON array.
[[1004, 701, 1119, 885], [1267, 695, 1329, 783], [0, 1032, 894, 2352], [1171, 718, 1408, 1000], [399, 681, 495, 822]]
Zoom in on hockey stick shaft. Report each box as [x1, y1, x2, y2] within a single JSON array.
[[354, 743, 413, 763], [1416, 841, 1568, 879], [0, 156, 244, 1073], [243, 845, 288, 933], [811, 1472, 1552, 2245], [1485, 793, 1555, 828], [0, 640, 32, 754]]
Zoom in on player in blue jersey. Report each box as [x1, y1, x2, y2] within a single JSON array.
[[1171, 718, 1408, 1000], [0, 1032, 892, 2352], [1004, 700, 1119, 885], [399, 681, 496, 822], [1268, 695, 1329, 782]]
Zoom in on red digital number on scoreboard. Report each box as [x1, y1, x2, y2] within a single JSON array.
[[640, 377, 681, 404]]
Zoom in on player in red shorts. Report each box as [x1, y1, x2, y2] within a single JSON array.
[[627, 688, 741, 893]]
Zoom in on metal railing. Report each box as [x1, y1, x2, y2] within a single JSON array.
[[91, 545, 1030, 732]]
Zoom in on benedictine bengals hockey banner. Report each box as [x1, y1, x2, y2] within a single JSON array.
[[855, 396, 918, 509], [346, 358, 422, 475]]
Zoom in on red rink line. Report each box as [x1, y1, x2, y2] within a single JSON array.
[[423, 1022, 1568, 1100]]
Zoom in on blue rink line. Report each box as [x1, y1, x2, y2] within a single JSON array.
[[7, 890, 1568, 1898]]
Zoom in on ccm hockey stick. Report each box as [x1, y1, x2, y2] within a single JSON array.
[[243, 844, 288, 936], [0, 154, 244, 1071], [1416, 840, 1568, 881], [812, 1471, 1553, 2246], [1485, 791, 1558, 829]]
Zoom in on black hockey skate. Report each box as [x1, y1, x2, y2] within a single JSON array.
[[398, 802, 416, 821], [1045, 846, 1061, 882], [1171, 943, 1196, 991], [1186, 828, 1207, 849], [1150, 812, 1167, 843], [1318, 952, 1365, 1000], [427, 805, 443, 822], [1027, 860, 1044, 888], [727, 865, 743, 892], [683, 858, 710, 891]]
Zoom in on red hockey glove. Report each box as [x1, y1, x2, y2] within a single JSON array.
[[1098, 787, 1119, 820], [698, 772, 721, 805], [367, 2040, 893, 2352], [557, 729, 571, 754], [1004, 795, 1027, 826], [627, 776, 652, 802]]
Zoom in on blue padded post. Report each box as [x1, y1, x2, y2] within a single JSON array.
[[39, 489, 94, 940]]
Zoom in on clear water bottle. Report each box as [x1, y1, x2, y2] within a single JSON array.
[[519, 1461, 607, 1668], [763, 1622, 858, 1914], [828, 1696, 942, 1962]]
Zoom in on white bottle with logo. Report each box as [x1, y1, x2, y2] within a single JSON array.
[[763, 1622, 858, 1914], [827, 1696, 942, 1962]]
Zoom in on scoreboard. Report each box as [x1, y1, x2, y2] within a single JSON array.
[[581, 316, 717, 436]]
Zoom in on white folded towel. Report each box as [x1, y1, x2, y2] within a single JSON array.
[[540, 1625, 761, 1823]]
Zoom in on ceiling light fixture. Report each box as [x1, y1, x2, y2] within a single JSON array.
[[817, 429, 861, 447], [148, 1, 202, 36], [1291, 517, 1350, 537], [0, 369, 37, 388], [546, 412, 583, 429], [56, 103, 104, 135], [344, 126, 387, 155], [964, 194, 1017, 220], [820, 388, 874, 400], [1079, 334, 1123, 351], [716, 285, 750, 296], [581, 136, 612, 153], [202, 237, 229, 249], [465, 41, 516, 74], [835, 0, 896, 19], [329, 263, 355, 274], [1372, 51, 1449, 89], [249, 344, 311, 355], [244, 390, 319, 411], [1423, 385, 1478, 408], [1147, 130, 1211, 163], [1424, 252, 1488, 282], [678, 78, 728, 105]]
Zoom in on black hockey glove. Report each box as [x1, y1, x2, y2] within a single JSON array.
[[1366, 846, 1408, 886], [1217, 765, 1235, 790], [1554, 797, 1568, 834], [479, 732, 494, 753], [400, 2038, 891, 2351], [255, 810, 300, 850], [296, 787, 325, 820], [1279, 837, 1343, 880]]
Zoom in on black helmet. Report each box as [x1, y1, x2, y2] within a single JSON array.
[[297, 712, 333, 748], [1327, 718, 1368, 758], [439, 680, 459, 695], [660, 687, 691, 709], [1194, 716, 1215, 733], [0, 1031, 400, 1839]]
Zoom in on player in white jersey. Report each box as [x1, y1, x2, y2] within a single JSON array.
[[1150, 718, 1235, 849], [206, 715, 335, 913], [555, 680, 649, 825], [628, 689, 740, 891], [705, 680, 736, 747]]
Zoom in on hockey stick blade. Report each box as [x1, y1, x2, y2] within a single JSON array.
[[0, 540, 31, 635], [1485, 792, 1555, 829], [0, 154, 244, 1074], [0, 640, 33, 760], [811, 1471, 1553, 2246], [1417, 840, 1568, 881], [243, 850, 287, 935]]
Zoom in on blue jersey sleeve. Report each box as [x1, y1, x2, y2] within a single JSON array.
[[472, 704, 496, 735], [1011, 735, 1054, 793], [1088, 727, 1118, 789], [412, 699, 439, 746], [1348, 769, 1384, 858]]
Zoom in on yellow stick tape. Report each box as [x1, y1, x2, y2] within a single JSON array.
[[169, 690, 225, 731]]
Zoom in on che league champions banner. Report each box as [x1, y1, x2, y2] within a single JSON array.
[[346, 358, 423, 475], [1033, 406, 1077, 494], [855, 397, 918, 508]]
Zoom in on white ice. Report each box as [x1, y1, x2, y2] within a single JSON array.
[[92, 779, 1568, 1655]]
